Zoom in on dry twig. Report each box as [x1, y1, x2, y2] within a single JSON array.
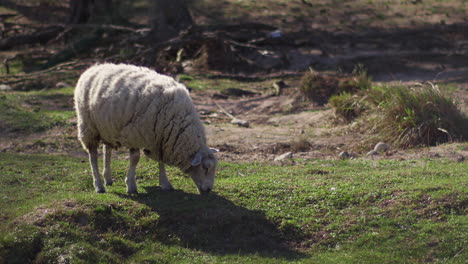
[[215, 102, 250, 128]]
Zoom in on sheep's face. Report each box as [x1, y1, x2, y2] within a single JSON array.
[[188, 148, 218, 194]]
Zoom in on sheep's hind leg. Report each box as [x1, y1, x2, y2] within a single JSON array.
[[159, 162, 174, 191], [102, 144, 113, 186], [126, 148, 140, 194], [88, 145, 105, 193]]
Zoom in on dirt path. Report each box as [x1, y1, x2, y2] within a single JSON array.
[[191, 91, 467, 163], [2, 18, 467, 163]]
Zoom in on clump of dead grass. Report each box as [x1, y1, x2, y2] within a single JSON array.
[[370, 83, 468, 148], [329, 92, 369, 122], [300, 70, 339, 106], [330, 82, 468, 148], [290, 137, 313, 152], [300, 66, 371, 106]]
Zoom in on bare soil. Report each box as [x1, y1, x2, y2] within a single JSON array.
[[1, 0, 467, 163], [2, 26, 468, 163], [192, 91, 467, 164]]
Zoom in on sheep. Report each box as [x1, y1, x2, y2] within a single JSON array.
[[74, 63, 218, 194]]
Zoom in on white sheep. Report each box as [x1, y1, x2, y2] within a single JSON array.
[[74, 63, 217, 194]]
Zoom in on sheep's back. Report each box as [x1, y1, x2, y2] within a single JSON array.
[[75, 63, 191, 149]]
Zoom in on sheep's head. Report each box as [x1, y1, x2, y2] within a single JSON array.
[[188, 147, 218, 194]]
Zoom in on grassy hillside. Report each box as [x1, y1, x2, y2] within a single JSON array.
[[0, 0, 467, 261], [0, 151, 466, 263]]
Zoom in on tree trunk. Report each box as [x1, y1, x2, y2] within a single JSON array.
[[68, 0, 116, 24], [69, 0, 92, 23], [149, 0, 194, 42]]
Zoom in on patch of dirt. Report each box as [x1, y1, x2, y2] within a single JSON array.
[[0, 122, 85, 157], [1, 0, 467, 164], [15, 199, 80, 227], [192, 90, 467, 163], [1, 84, 466, 164]]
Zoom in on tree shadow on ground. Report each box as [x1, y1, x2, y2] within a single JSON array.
[[123, 186, 305, 260], [0, 0, 67, 23]]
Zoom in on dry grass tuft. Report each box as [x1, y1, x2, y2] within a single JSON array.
[[330, 83, 468, 148], [370, 84, 468, 148], [300, 66, 371, 106]]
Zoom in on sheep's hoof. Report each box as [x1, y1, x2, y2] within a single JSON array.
[[96, 188, 106, 193], [161, 185, 174, 192], [127, 188, 138, 194], [105, 180, 113, 186]]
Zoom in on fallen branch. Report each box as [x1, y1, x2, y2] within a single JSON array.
[[2, 60, 91, 79], [215, 102, 250, 128], [42, 30, 101, 69], [0, 26, 62, 50], [0, 60, 93, 88], [49, 23, 148, 33]]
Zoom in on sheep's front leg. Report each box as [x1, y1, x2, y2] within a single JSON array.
[[159, 161, 174, 191], [126, 148, 140, 194], [102, 144, 113, 186], [88, 146, 105, 193]]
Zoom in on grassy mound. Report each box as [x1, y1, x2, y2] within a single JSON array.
[[1, 153, 467, 263], [1, 199, 152, 263]]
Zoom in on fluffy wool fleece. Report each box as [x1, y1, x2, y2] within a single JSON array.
[[74, 63, 207, 172]]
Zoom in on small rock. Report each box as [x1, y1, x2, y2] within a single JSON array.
[[231, 118, 249, 128], [374, 142, 389, 153], [367, 150, 378, 156], [0, 84, 12, 91], [275, 152, 293, 161], [267, 30, 282, 38], [56, 82, 70, 88], [338, 151, 350, 159]]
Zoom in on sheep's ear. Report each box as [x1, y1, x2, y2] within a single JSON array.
[[210, 148, 219, 153], [191, 152, 202, 166], [203, 158, 215, 169]]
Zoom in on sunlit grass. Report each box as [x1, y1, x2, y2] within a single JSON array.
[[0, 87, 75, 133], [0, 152, 466, 263]]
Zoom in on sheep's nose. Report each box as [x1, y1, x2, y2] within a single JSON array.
[[200, 187, 211, 194]]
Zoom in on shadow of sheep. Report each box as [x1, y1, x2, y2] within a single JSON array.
[[123, 187, 305, 260]]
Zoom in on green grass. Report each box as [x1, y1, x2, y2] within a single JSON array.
[[2, 59, 24, 75], [0, 87, 75, 133], [1, 152, 466, 263]]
